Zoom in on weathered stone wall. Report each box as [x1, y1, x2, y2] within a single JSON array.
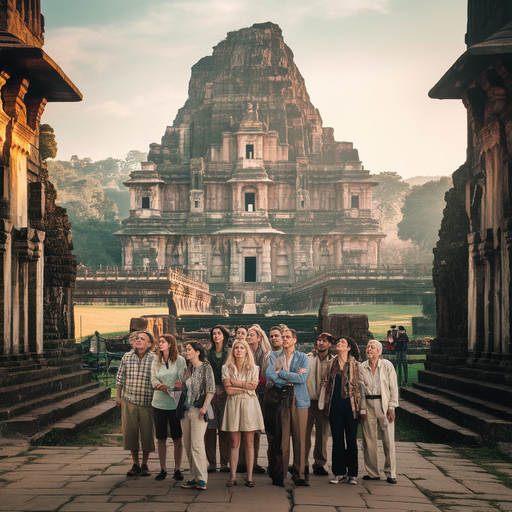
[[433, 164, 470, 340]]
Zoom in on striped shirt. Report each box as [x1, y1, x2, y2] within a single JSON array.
[[116, 349, 156, 407]]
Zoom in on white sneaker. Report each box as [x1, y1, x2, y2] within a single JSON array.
[[348, 476, 358, 485], [329, 474, 346, 484]]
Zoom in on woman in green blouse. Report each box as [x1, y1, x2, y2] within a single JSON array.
[[151, 334, 187, 481]]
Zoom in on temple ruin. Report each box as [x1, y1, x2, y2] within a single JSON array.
[[0, 2, 116, 440], [399, 0, 512, 444], [116, 23, 384, 300]]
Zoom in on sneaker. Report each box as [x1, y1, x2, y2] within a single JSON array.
[[140, 464, 151, 477], [313, 466, 329, 476], [196, 480, 207, 490], [330, 474, 347, 484], [348, 476, 358, 485], [126, 464, 140, 477], [155, 469, 167, 481], [173, 469, 184, 481], [181, 480, 197, 489]]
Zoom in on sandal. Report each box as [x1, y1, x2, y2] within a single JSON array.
[[245, 480, 255, 487], [226, 479, 237, 487]]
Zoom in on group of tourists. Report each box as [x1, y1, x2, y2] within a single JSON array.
[[385, 325, 410, 386], [115, 325, 399, 492]]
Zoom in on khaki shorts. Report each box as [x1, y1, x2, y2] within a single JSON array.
[[121, 399, 155, 452]]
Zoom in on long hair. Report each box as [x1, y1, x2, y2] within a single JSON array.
[[248, 324, 271, 367], [225, 339, 256, 376], [156, 333, 178, 365], [209, 325, 230, 350], [338, 335, 360, 361]]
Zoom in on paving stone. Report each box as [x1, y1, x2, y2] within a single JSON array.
[[442, 507, 495, 512], [60, 503, 122, 512], [293, 486, 367, 507], [362, 497, 440, 510], [119, 504, 188, 512], [413, 478, 470, 493], [294, 507, 338, 512], [188, 504, 290, 512], [21, 495, 73, 511], [72, 496, 113, 502]]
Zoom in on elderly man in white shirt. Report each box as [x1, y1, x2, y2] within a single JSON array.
[[359, 339, 399, 484]]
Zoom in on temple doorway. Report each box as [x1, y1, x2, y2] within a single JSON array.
[[244, 256, 256, 282]]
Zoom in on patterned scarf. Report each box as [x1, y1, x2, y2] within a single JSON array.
[[323, 354, 361, 419]]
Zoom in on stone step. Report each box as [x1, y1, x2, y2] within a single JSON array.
[[417, 369, 512, 408], [397, 399, 481, 445], [0, 358, 82, 388], [0, 386, 112, 437], [0, 381, 100, 421], [0, 370, 93, 408], [31, 399, 119, 444], [413, 381, 512, 423], [400, 387, 512, 443]]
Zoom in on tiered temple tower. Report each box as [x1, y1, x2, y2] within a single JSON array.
[[117, 23, 384, 296]]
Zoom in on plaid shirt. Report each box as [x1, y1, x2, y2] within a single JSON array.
[[116, 349, 156, 407]]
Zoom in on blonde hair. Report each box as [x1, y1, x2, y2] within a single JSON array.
[[226, 339, 256, 376], [248, 324, 272, 368]]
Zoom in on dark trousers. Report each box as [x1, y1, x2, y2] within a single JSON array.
[[396, 351, 408, 384], [329, 397, 359, 477]]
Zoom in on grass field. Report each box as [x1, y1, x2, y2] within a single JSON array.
[[300, 304, 423, 340], [75, 304, 424, 341], [74, 305, 170, 339]]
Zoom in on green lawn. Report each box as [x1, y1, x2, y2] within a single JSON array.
[[299, 304, 423, 340]]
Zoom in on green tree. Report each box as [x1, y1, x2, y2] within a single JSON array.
[[39, 124, 58, 160], [397, 177, 452, 250], [371, 172, 410, 226]]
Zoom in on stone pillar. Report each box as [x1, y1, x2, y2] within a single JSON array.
[[261, 238, 271, 282], [334, 238, 342, 266]]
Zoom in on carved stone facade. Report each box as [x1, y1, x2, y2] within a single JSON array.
[[431, 1, 512, 367], [117, 23, 384, 294], [0, 1, 81, 360]]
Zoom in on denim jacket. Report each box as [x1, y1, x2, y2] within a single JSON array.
[[266, 349, 310, 409]]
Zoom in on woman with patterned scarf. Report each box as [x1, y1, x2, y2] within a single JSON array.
[[323, 336, 363, 485]]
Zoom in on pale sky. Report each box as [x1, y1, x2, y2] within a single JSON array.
[[40, 0, 468, 179]]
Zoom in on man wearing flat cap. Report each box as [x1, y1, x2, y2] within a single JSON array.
[[359, 339, 399, 484]]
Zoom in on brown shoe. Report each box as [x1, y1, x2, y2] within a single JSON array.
[[127, 464, 140, 477], [140, 464, 151, 476]]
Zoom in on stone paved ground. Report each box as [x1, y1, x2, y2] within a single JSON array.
[[1, 438, 512, 511]]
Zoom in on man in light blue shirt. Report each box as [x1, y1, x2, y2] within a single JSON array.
[[266, 328, 310, 486]]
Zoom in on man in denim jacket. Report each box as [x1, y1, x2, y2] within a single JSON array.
[[266, 328, 310, 486]]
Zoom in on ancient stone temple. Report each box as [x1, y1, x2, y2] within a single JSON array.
[[117, 23, 383, 296], [0, 2, 116, 440], [398, 1, 512, 444]]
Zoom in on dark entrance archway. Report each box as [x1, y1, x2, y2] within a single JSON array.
[[244, 256, 256, 282]]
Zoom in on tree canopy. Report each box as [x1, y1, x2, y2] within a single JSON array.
[[47, 151, 147, 266], [371, 171, 410, 226], [397, 177, 452, 250]]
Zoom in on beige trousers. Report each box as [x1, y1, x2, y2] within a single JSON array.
[[282, 392, 308, 481], [181, 407, 209, 483], [305, 400, 330, 469], [121, 399, 155, 452], [361, 398, 396, 479]]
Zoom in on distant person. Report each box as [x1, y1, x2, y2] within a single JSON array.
[[205, 326, 230, 473], [222, 339, 265, 488], [266, 328, 310, 486], [385, 329, 396, 367], [360, 340, 399, 484], [269, 325, 285, 351], [151, 334, 187, 481], [324, 336, 363, 485], [395, 326, 409, 386], [178, 342, 215, 491], [235, 326, 248, 342], [116, 331, 156, 477], [305, 333, 334, 478]]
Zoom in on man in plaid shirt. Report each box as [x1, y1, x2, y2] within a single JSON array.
[[116, 331, 157, 476]]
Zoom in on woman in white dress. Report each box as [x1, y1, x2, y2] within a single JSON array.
[[222, 339, 264, 488]]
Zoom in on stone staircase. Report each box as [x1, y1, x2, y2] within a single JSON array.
[[0, 347, 118, 442], [242, 290, 257, 314], [398, 338, 512, 445]]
